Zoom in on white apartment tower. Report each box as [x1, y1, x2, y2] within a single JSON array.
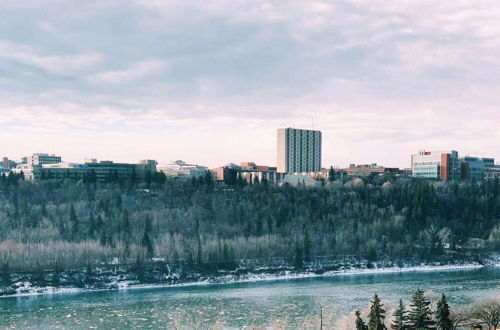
[[277, 128, 322, 174]]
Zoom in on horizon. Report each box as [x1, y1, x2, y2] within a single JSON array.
[[1, 1, 500, 168]]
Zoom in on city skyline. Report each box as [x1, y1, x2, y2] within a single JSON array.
[[1, 1, 500, 168]]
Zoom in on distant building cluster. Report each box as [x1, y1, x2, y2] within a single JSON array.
[[411, 150, 498, 181], [1, 128, 499, 185]]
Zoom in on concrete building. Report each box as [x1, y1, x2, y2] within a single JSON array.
[[33, 162, 90, 181], [344, 163, 401, 177], [277, 127, 321, 174], [238, 162, 285, 184], [2, 157, 16, 169], [85, 159, 157, 182], [213, 162, 285, 184], [411, 150, 462, 180], [21, 159, 157, 183], [157, 160, 208, 179], [27, 153, 62, 167]]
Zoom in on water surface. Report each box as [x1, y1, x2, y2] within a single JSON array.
[[0, 268, 498, 329]]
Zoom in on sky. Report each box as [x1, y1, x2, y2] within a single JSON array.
[[1, 0, 499, 168]]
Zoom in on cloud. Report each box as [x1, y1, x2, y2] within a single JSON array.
[[0, 40, 103, 75], [88, 60, 168, 84], [0, 0, 499, 166]]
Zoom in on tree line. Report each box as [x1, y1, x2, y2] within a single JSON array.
[[355, 290, 499, 330], [0, 172, 498, 271]]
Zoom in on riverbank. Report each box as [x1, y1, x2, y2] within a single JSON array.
[[1, 253, 498, 298]]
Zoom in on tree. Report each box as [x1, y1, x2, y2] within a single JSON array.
[[450, 307, 471, 330], [328, 166, 336, 182], [472, 300, 500, 329], [392, 299, 408, 330], [368, 293, 387, 330], [304, 230, 311, 262], [293, 242, 303, 269], [69, 203, 79, 241], [435, 294, 453, 330], [356, 311, 368, 330], [407, 288, 435, 329], [141, 231, 154, 259]]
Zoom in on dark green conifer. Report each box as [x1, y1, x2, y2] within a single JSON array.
[[392, 299, 407, 330], [368, 293, 387, 330], [435, 294, 452, 330], [407, 288, 435, 329], [356, 311, 368, 330]]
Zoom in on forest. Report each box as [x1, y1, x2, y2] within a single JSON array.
[[0, 172, 499, 272]]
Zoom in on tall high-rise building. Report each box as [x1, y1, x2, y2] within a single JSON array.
[[277, 127, 322, 174]]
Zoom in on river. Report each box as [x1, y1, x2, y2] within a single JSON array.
[[0, 267, 498, 329]]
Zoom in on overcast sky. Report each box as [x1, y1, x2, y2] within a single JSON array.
[[1, 0, 499, 168]]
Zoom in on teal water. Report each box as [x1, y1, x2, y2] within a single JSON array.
[[0, 268, 498, 329]]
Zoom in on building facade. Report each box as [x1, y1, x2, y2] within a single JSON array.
[[344, 163, 401, 177], [411, 150, 461, 180], [213, 162, 285, 184], [460, 157, 495, 181], [157, 160, 208, 179], [277, 127, 321, 174], [27, 153, 62, 167], [411, 150, 495, 181]]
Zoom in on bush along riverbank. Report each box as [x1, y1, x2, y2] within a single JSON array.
[[1, 253, 497, 297]]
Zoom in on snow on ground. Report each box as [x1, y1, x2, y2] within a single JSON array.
[[1, 262, 489, 298]]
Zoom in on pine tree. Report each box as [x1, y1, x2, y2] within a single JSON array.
[[293, 242, 303, 269], [141, 231, 154, 259], [392, 299, 407, 330], [69, 204, 79, 241], [407, 288, 435, 329], [368, 293, 387, 330], [328, 166, 336, 182], [435, 294, 452, 330], [356, 311, 368, 330], [304, 230, 311, 262]]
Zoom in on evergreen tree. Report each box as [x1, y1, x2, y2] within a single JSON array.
[[99, 231, 107, 247], [144, 216, 152, 234], [122, 210, 132, 238], [356, 311, 368, 330], [435, 294, 452, 330], [368, 293, 387, 330], [392, 299, 407, 330], [304, 230, 311, 262], [141, 231, 154, 259], [69, 204, 79, 241], [87, 214, 96, 239], [407, 288, 435, 329], [293, 242, 303, 269], [328, 166, 336, 182]]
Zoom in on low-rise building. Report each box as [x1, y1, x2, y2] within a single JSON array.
[[344, 163, 400, 177], [27, 153, 62, 167], [85, 159, 156, 182], [213, 162, 285, 184], [485, 167, 500, 180], [157, 160, 208, 179], [411, 150, 495, 181], [411, 150, 462, 180], [460, 156, 495, 181]]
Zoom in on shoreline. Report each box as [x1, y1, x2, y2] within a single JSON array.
[[1, 262, 493, 299]]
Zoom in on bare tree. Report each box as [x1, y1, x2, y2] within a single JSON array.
[[472, 299, 500, 330], [450, 306, 472, 330]]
